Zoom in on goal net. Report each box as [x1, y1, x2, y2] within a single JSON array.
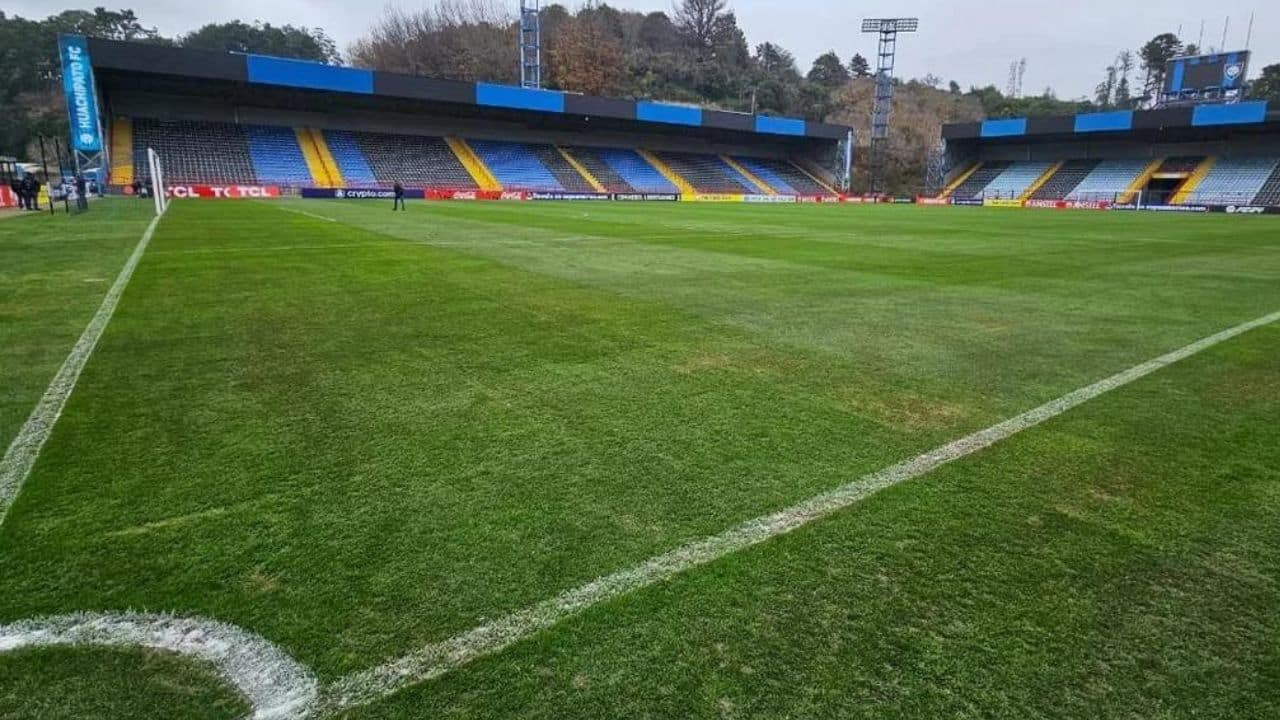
[[146, 147, 169, 216]]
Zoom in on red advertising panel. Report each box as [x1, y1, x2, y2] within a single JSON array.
[[0, 186, 16, 208], [165, 185, 281, 199], [426, 189, 528, 201]]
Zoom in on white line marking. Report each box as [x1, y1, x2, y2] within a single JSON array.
[[322, 308, 1280, 712], [0, 612, 318, 720], [0, 211, 164, 527], [274, 205, 337, 223]]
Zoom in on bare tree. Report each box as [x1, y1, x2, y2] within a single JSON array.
[[673, 0, 726, 57]]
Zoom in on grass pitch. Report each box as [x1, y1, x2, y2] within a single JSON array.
[[1, 199, 1279, 719]]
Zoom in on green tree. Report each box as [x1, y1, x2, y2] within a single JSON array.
[[1250, 64, 1280, 103], [181, 21, 340, 63], [1138, 33, 1182, 95], [849, 53, 871, 78], [807, 51, 849, 89]]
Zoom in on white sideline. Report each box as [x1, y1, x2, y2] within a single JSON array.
[[321, 308, 1280, 712], [0, 211, 164, 527], [0, 612, 318, 719]]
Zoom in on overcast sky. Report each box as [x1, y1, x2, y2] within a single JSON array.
[[13, 0, 1278, 99]]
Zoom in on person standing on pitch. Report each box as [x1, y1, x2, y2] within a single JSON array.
[[392, 181, 405, 211]]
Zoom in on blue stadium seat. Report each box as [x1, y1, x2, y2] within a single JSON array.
[[598, 149, 678, 193], [245, 125, 313, 186], [323, 130, 378, 185], [468, 140, 563, 191], [734, 158, 796, 195]]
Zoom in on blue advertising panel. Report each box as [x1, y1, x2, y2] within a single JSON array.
[[59, 35, 103, 153]]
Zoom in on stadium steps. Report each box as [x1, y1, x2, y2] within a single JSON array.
[[1117, 158, 1164, 204], [351, 132, 476, 188], [444, 137, 502, 191], [733, 157, 797, 195], [245, 125, 313, 186], [553, 147, 607, 192], [561, 147, 639, 193], [309, 128, 344, 186], [980, 162, 1057, 200], [1066, 159, 1150, 202], [791, 158, 839, 195], [526, 144, 597, 192], [638, 150, 698, 195], [294, 128, 339, 187], [940, 162, 981, 198], [133, 119, 258, 185], [737, 157, 832, 195], [1170, 157, 1217, 205], [720, 155, 775, 194], [654, 151, 755, 194], [1184, 156, 1280, 206], [1029, 159, 1099, 201], [948, 162, 1011, 199], [1020, 161, 1064, 200], [110, 117, 133, 186], [1254, 163, 1280, 206], [321, 130, 378, 185], [470, 141, 564, 192]]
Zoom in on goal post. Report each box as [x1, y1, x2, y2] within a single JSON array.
[[146, 147, 168, 216]]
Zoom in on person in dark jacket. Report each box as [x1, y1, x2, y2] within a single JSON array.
[[19, 175, 36, 210], [75, 175, 88, 211], [131, 178, 143, 198], [392, 181, 405, 211]]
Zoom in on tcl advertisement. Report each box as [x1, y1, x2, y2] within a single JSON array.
[[166, 185, 281, 199]]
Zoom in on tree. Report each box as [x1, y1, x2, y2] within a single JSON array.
[[807, 51, 849, 89], [1095, 63, 1117, 108], [1139, 33, 1182, 97], [673, 0, 726, 59], [1250, 64, 1280, 103], [948, 80, 962, 95], [1114, 51, 1134, 107], [849, 53, 871, 78], [548, 13, 624, 95], [181, 21, 340, 63]]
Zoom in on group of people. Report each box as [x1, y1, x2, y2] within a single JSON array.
[[7, 175, 43, 211]]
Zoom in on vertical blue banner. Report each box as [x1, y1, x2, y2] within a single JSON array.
[[58, 34, 103, 153]]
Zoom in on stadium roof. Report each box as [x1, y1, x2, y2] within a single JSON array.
[[943, 102, 1278, 142], [86, 38, 850, 143]]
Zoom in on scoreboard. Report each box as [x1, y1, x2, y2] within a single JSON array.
[[1161, 51, 1251, 105]]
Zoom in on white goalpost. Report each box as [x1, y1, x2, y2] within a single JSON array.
[[146, 147, 169, 216]]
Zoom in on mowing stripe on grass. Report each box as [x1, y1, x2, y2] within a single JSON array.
[[273, 204, 337, 223], [0, 612, 318, 720], [323, 308, 1280, 712], [0, 211, 164, 528]]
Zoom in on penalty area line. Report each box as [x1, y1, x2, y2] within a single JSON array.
[[0, 210, 165, 528], [321, 308, 1280, 713]]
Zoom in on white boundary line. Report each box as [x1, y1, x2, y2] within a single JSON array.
[[0, 211, 164, 527], [0, 612, 317, 719], [273, 204, 337, 223], [320, 308, 1280, 712]]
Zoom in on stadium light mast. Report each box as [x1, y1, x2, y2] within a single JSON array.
[[861, 17, 918, 195], [519, 0, 542, 89]]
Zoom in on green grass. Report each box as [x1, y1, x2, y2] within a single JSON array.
[[1, 199, 1278, 718]]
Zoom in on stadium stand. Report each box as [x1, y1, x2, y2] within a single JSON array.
[[245, 125, 313, 186], [734, 157, 833, 195], [322, 130, 378, 185], [733, 158, 796, 195], [1254, 162, 1280, 206], [560, 147, 639, 193], [1155, 156, 1205, 174], [530, 146, 599, 193], [133, 118, 257, 184], [468, 140, 564, 192], [1185, 156, 1280, 205], [588, 148, 679, 194], [948, 162, 1011, 199], [1029, 159, 1100, 200], [979, 162, 1056, 200], [653, 151, 754, 194], [349, 131, 478, 189], [1066, 159, 1151, 202]]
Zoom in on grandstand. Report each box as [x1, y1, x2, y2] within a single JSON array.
[[941, 104, 1280, 209], [86, 38, 848, 200]]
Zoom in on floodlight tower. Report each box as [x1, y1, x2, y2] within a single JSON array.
[[861, 17, 918, 194], [519, 0, 542, 89]]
